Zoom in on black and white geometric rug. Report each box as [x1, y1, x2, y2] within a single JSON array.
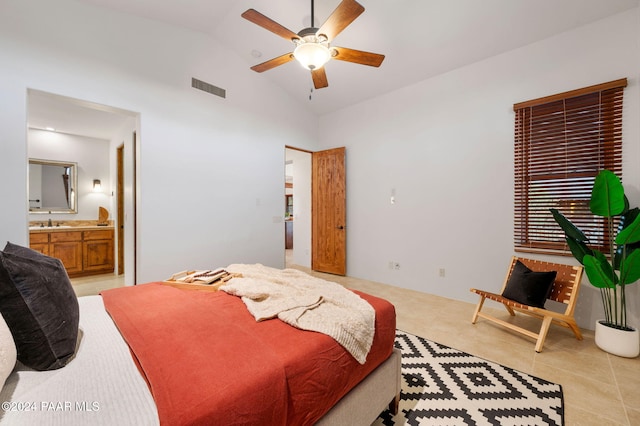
[[373, 330, 564, 426]]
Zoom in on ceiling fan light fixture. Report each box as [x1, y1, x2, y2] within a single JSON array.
[[242, 0, 383, 89], [293, 39, 331, 70]]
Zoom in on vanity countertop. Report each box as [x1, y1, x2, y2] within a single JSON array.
[[29, 220, 115, 232], [29, 225, 114, 232]]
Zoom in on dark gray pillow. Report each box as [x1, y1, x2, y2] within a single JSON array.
[[0, 242, 79, 370], [502, 260, 557, 308]]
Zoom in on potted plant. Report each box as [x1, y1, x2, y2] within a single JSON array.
[[550, 169, 640, 357]]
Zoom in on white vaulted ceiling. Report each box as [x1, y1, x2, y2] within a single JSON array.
[[76, 0, 639, 115], [28, 0, 639, 139]]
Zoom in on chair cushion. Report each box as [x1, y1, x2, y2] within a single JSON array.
[[0, 242, 79, 371], [501, 260, 557, 308]]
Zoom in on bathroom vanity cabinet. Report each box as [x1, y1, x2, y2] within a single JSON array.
[[29, 228, 114, 277]]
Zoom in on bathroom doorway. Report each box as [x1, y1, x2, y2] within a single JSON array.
[[27, 89, 139, 287]]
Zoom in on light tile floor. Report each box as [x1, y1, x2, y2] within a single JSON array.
[[296, 266, 640, 426], [70, 273, 124, 297], [73, 264, 639, 426]]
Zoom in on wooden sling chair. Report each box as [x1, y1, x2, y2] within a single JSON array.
[[470, 256, 584, 352]]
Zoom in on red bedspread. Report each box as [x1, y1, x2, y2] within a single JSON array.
[[101, 282, 396, 425]]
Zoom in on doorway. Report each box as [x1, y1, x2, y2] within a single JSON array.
[[27, 89, 139, 286], [285, 147, 312, 269], [285, 146, 346, 275]]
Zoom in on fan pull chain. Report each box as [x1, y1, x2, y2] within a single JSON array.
[[309, 87, 314, 101]]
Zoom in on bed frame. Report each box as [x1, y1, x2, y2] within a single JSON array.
[[317, 348, 401, 425]]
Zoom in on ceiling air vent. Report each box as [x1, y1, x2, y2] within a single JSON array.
[[192, 78, 226, 99]]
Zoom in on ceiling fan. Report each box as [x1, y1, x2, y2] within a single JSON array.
[[242, 0, 385, 89]]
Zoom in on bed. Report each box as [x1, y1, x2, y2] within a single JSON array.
[[0, 250, 400, 426]]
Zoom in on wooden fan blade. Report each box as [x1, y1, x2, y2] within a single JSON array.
[[250, 53, 294, 73], [242, 9, 300, 42], [331, 46, 385, 67], [311, 67, 329, 89], [317, 0, 364, 42]]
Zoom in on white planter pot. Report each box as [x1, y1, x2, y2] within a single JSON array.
[[594, 320, 640, 358]]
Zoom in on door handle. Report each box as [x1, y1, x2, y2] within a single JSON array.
[[336, 225, 344, 230]]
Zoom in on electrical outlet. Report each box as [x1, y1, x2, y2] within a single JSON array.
[[439, 268, 445, 277]]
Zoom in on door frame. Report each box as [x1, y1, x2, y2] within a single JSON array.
[[284, 146, 313, 268], [285, 145, 346, 275], [117, 144, 125, 275]]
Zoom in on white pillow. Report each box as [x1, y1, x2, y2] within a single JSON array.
[[0, 312, 17, 389]]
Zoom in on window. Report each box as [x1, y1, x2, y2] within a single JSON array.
[[513, 78, 626, 255]]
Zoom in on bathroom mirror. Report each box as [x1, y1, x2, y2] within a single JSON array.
[[28, 159, 78, 214]]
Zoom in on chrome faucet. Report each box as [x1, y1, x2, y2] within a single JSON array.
[[47, 218, 52, 227]]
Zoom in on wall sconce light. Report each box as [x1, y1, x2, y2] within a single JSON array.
[[93, 179, 102, 192]]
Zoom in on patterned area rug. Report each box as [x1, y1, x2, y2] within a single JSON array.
[[374, 330, 564, 426]]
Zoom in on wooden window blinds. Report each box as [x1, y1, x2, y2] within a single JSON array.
[[513, 78, 627, 255]]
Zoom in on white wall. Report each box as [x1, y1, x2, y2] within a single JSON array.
[[318, 8, 640, 330], [0, 0, 318, 282], [29, 129, 112, 222]]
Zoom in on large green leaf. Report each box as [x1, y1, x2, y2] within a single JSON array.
[[590, 170, 626, 217], [583, 252, 617, 288], [565, 236, 592, 264], [550, 208, 588, 242], [614, 208, 640, 268], [615, 208, 640, 245], [619, 249, 640, 285]]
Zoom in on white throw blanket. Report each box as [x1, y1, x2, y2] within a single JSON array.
[[221, 264, 375, 364]]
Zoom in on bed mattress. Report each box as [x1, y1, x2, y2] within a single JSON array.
[[0, 295, 158, 426], [0, 282, 396, 425], [101, 282, 396, 425]]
